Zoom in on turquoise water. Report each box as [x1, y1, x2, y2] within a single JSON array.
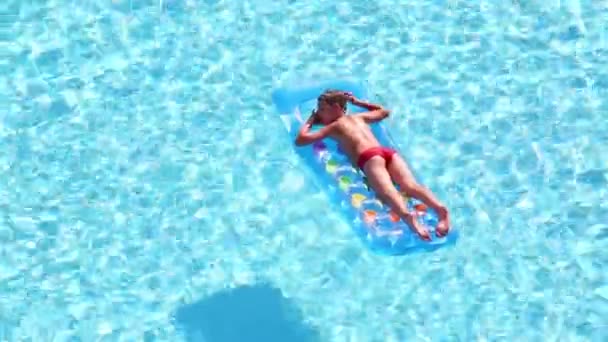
[[3, 0, 608, 341]]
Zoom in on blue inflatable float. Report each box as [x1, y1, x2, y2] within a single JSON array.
[[271, 79, 458, 255]]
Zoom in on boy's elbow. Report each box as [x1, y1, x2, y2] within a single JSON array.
[[295, 135, 308, 146], [381, 108, 391, 118]]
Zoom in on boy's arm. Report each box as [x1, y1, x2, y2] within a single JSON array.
[[351, 98, 391, 123], [294, 115, 335, 146]]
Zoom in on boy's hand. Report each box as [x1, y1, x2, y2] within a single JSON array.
[[343, 92, 356, 103], [306, 112, 317, 125]]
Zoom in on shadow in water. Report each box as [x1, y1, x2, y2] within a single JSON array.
[[174, 284, 320, 342]]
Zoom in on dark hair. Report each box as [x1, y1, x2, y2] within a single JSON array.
[[310, 89, 348, 124], [317, 89, 348, 110]]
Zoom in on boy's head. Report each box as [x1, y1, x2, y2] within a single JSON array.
[[311, 89, 348, 125]]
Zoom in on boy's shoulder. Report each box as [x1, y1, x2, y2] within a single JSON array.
[[334, 115, 364, 130], [338, 115, 357, 124], [346, 112, 366, 122]]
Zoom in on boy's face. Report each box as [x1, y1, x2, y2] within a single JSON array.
[[316, 102, 345, 124]]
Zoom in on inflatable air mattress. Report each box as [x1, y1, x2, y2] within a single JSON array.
[[271, 79, 458, 255]]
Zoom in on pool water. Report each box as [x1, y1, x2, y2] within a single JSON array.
[[3, 0, 607, 341]]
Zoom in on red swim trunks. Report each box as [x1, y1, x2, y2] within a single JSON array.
[[356, 146, 397, 170]]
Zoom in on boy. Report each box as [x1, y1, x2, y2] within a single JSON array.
[[295, 90, 450, 241]]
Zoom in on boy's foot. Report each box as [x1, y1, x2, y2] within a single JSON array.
[[404, 213, 431, 241], [435, 208, 450, 237]]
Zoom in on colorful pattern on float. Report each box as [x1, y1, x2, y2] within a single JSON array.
[[272, 79, 458, 255], [316, 140, 427, 224]]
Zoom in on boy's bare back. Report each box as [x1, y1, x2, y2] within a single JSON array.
[[326, 115, 384, 165]]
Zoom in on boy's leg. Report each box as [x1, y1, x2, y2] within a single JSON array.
[[387, 154, 451, 237], [363, 156, 431, 241]]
